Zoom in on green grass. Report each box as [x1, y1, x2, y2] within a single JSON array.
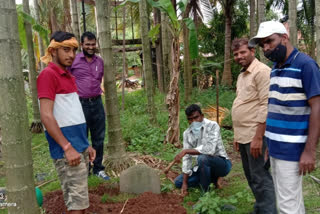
[[303, 160, 320, 214]]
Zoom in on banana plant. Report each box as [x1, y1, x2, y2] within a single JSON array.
[[17, 5, 49, 49], [120, 0, 199, 146], [17, 4, 49, 68]]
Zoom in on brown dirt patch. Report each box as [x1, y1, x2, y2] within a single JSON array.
[[43, 184, 186, 214], [226, 141, 241, 164]]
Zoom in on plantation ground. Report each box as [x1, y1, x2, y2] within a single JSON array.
[[1, 88, 320, 213], [43, 184, 187, 214]]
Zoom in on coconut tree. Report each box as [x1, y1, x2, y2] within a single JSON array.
[[183, 0, 213, 101], [153, 8, 165, 93], [0, 0, 40, 212], [37, 0, 65, 34], [316, 0, 320, 64], [300, 0, 316, 58], [289, 0, 297, 46], [220, 0, 235, 86], [95, 0, 130, 172], [70, 0, 81, 42], [183, 23, 192, 102], [0, 128, 2, 161], [250, 0, 256, 38], [257, 0, 267, 63], [121, 6, 127, 111], [183, 3, 195, 103], [23, 0, 43, 133], [139, 0, 156, 121], [34, 0, 46, 71], [161, 13, 171, 93], [63, 0, 72, 32]]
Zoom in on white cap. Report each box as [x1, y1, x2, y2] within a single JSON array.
[[249, 21, 288, 47]]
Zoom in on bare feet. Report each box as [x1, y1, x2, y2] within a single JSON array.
[[215, 177, 223, 189]]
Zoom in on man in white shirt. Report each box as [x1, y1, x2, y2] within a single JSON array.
[[174, 104, 232, 195]]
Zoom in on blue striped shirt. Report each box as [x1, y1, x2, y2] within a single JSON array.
[[265, 48, 320, 161]]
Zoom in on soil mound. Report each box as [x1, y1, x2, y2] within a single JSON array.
[[43, 184, 186, 214]]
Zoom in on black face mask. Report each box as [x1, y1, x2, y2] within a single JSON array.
[[264, 43, 287, 63]]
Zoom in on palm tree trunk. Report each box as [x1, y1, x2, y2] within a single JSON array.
[[77, 1, 83, 36], [221, 1, 233, 86], [154, 8, 164, 93], [95, 0, 130, 172], [0, 1, 40, 212], [0, 127, 2, 161], [302, 0, 315, 58], [316, 0, 320, 65], [165, 36, 180, 147], [257, 0, 267, 63], [34, 0, 46, 71], [139, 0, 156, 121], [121, 6, 126, 111], [183, 25, 192, 102], [23, 0, 43, 133], [309, 0, 316, 59], [63, 0, 72, 32], [193, 14, 201, 88], [289, 0, 297, 47], [161, 13, 171, 93], [70, 0, 81, 42], [49, 7, 60, 33], [250, 0, 256, 38]]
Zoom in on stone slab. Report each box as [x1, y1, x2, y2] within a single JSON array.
[[120, 164, 161, 194]]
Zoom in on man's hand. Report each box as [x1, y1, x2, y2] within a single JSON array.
[[299, 96, 320, 175], [64, 145, 81, 166], [264, 147, 269, 162], [181, 183, 188, 197], [174, 150, 186, 163], [88, 146, 96, 163], [299, 149, 316, 175], [233, 140, 239, 152], [250, 137, 263, 159]]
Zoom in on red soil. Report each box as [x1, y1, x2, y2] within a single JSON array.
[[43, 184, 187, 214]]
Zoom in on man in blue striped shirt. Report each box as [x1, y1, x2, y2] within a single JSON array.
[[249, 21, 320, 214]]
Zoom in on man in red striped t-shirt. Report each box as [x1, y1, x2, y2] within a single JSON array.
[[37, 31, 95, 214]]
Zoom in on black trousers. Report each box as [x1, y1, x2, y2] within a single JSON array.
[[239, 139, 277, 214], [80, 96, 106, 174]]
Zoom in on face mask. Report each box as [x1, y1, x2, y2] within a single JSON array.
[[264, 43, 287, 63], [190, 121, 203, 137]]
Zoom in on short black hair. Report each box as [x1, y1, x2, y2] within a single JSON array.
[[50, 31, 75, 42], [232, 38, 254, 51], [81, 32, 96, 43], [185, 104, 203, 117]]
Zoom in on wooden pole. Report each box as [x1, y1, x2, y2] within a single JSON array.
[[216, 70, 219, 124]]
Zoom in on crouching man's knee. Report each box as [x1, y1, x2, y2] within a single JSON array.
[[197, 154, 209, 166]]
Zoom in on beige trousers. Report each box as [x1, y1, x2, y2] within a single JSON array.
[[270, 157, 305, 214]]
